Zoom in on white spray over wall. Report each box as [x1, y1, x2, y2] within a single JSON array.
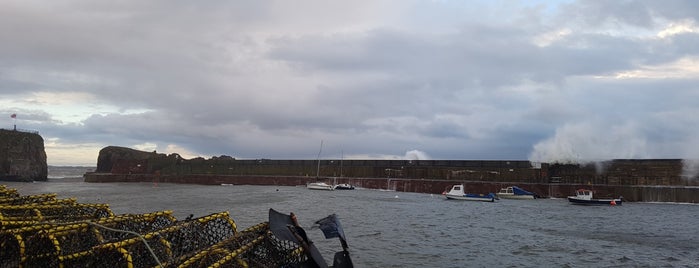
[[528, 122, 649, 164], [680, 134, 699, 180], [530, 121, 699, 179], [681, 159, 699, 180], [404, 150, 430, 160]]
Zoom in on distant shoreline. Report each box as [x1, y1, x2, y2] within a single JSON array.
[[46, 166, 95, 181]]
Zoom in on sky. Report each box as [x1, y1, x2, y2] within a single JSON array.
[[1, 0, 699, 166]]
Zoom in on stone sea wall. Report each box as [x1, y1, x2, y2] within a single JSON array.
[[86, 146, 699, 203], [95, 147, 699, 187], [83, 173, 699, 203]]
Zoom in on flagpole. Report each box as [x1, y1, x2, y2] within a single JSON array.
[[11, 114, 16, 131]]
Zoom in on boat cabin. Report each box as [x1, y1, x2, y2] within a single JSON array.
[[447, 185, 464, 195], [574, 189, 593, 200], [499, 187, 514, 194]]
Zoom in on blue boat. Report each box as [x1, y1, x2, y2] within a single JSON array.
[[443, 184, 497, 202], [497, 186, 536, 199]]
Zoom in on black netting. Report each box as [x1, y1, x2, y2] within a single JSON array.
[[0, 193, 59, 205]]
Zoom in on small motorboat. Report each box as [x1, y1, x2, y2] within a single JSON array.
[[568, 189, 622, 205], [307, 182, 334, 191], [443, 184, 496, 202], [333, 183, 355, 190], [497, 186, 536, 200]]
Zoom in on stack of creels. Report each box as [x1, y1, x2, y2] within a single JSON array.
[[0, 185, 19, 199], [176, 222, 308, 268], [0, 185, 308, 268]]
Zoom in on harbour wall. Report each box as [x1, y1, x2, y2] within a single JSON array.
[[83, 173, 699, 203], [96, 147, 699, 187], [87, 146, 699, 203]]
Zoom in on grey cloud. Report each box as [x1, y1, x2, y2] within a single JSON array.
[[2, 1, 699, 164], [267, 24, 687, 92], [559, 0, 699, 28]]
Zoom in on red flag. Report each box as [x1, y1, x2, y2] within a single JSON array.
[[10, 113, 16, 119]]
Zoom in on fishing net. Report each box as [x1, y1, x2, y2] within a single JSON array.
[[0, 185, 313, 268], [176, 223, 308, 268], [0, 187, 19, 198], [0, 193, 59, 205], [0, 203, 113, 225]]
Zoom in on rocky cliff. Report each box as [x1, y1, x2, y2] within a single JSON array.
[[0, 129, 48, 181], [96, 146, 167, 173]]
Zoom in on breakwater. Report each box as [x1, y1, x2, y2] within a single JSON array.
[[87, 146, 699, 203], [83, 173, 699, 203], [97, 147, 699, 187]]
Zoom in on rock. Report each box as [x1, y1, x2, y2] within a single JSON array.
[[96, 146, 164, 173], [0, 129, 48, 181]]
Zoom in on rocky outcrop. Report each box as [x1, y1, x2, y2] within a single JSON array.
[[0, 129, 48, 181], [96, 146, 164, 173], [95, 146, 234, 175]]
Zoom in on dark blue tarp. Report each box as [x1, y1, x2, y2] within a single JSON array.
[[316, 214, 346, 241], [268, 209, 328, 268], [268, 208, 299, 243], [512, 186, 534, 195]]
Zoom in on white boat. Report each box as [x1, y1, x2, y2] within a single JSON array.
[[307, 182, 334, 191], [443, 184, 496, 202], [333, 183, 355, 190], [497, 186, 536, 200]]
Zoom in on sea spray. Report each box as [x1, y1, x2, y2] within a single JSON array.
[[404, 150, 430, 160], [528, 122, 649, 164], [681, 159, 699, 180]]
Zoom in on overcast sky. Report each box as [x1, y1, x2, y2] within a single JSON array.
[[2, 0, 699, 166]]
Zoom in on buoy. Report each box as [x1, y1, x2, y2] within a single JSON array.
[[610, 200, 617, 206]]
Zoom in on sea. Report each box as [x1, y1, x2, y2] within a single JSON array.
[[3, 168, 699, 267]]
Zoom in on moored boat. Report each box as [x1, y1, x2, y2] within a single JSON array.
[[497, 186, 536, 200], [443, 184, 496, 202], [307, 182, 334, 191], [333, 183, 355, 190], [567, 189, 622, 205]]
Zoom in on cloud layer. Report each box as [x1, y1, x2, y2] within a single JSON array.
[[1, 1, 698, 165]]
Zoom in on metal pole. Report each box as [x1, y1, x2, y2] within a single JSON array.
[[340, 150, 344, 177], [316, 140, 323, 178]]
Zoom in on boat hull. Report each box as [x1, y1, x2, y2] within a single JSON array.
[[445, 194, 495, 202], [334, 184, 355, 190], [497, 194, 535, 200], [568, 197, 622, 205], [307, 183, 334, 191]]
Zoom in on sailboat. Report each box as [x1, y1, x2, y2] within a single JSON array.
[[307, 140, 334, 190]]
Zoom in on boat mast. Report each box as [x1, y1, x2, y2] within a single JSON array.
[[316, 140, 323, 178], [340, 150, 344, 178]]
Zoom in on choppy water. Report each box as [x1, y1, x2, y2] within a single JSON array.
[[4, 179, 699, 267]]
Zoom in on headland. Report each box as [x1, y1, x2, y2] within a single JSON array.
[[0, 129, 47, 182]]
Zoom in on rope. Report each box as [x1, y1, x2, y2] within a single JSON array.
[[46, 220, 164, 267], [84, 221, 164, 267]]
